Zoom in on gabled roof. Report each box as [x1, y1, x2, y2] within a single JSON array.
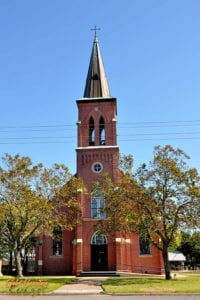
[[83, 36, 111, 98]]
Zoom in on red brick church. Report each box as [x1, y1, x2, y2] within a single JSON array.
[[35, 32, 163, 275]]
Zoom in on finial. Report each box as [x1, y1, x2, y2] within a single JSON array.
[[91, 25, 100, 40]]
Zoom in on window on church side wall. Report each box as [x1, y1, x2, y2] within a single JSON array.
[[52, 227, 63, 256], [99, 116, 105, 145], [89, 117, 95, 146], [91, 188, 106, 219], [139, 236, 151, 255]]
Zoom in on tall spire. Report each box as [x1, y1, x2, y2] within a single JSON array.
[[83, 29, 111, 98]]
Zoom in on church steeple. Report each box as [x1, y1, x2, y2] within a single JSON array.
[[83, 32, 111, 98]]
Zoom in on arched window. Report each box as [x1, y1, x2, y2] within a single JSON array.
[[99, 116, 105, 145], [52, 227, 62, 256], [91, 231, 107, 245], [91, 188, 106, 219], [89, 117, 95, 146]]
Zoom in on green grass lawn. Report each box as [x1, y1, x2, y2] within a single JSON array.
[[102, 273, 200, 294], [0, 276, 76, 295], [1, 273, 200, 295]]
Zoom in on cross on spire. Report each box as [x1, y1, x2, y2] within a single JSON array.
[[91, 25, 100, 40]]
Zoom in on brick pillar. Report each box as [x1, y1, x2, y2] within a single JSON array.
[[115, 237, 122, 271], [72, 224, 83, 275], [125, 238, 131, 271], [36, 236, 44, 275]]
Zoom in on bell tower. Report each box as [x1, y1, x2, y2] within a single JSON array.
[[76, 33, 119, 191], [73, 31, 119, 274]]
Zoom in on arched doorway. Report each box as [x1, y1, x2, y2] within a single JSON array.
[[91, 231, 108, 271]]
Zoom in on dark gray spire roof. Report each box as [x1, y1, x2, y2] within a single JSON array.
[[83, 36, 111, 98]]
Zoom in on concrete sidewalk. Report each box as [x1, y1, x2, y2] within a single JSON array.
[[52, 277, 106, 295]]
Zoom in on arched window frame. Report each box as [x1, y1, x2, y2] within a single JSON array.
[[91, 231, 107, 245], [52, 227, 63, 256], [91, 188, 106, 219]]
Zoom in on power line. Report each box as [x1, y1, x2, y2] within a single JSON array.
[[1, 119, 200, 144], [0, 136, 75, 140], [0, 124, 75, 129], [1, 135, 200, 145], [1, 119, 200, 130], [0, 141, 75, 145], [120, 131, 200, 137], [1, 130, 200, 140]]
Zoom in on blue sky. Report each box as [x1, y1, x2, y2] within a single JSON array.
[[0, 0, 200, 174]]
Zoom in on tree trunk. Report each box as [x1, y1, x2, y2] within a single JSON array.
[[0, 259, 2, 276], [14, 250, 23, 277], [9, 251, 13, 274], [162, 245, 171, 280]]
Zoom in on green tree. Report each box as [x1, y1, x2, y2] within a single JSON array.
[[0, 153, 84, 277], [179, 231, 200, 269], [98, 145, 200, 280], [0, 223, 9, 276]]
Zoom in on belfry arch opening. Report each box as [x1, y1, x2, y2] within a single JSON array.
[[89, 117, 95, 146], [99, 116, 105, 145], [91, 231, 108, 271]]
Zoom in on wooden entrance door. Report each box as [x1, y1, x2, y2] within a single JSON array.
[[91, 244, 108, 271]]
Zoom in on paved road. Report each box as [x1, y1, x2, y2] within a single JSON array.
[[1, 294, 200, 300]]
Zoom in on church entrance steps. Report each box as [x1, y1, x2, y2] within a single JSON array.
[[78, 271, 120, 277]]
